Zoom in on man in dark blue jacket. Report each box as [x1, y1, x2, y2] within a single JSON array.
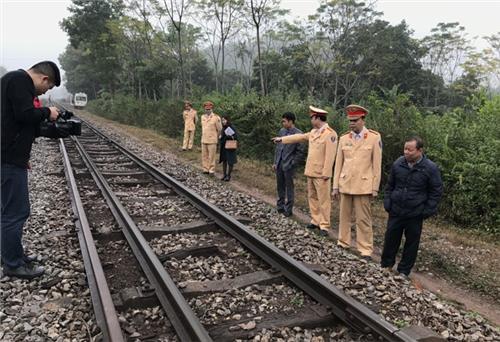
[[1, 61, 60, 279], [381, 136, 443, 276], [273, 112, 304, 217]]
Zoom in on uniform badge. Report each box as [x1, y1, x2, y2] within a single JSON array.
[[331, 136, 336, 143], [379, 140, 383, 149]]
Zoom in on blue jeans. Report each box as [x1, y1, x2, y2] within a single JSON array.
[[1, 164, 30, 268]]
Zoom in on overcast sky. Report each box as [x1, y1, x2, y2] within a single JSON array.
[[1, 0, 499, 85]]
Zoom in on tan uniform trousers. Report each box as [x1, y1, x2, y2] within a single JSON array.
[[338, 193, 373, 256], [182, 129, 195, 150], [307, 177, 331, 230], [201, 143, 217, 173]]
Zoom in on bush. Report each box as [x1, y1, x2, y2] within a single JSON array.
[[87, 91, 499, 234], [422, 96, 499, 233]]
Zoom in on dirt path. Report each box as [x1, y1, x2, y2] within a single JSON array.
[[79, 111, 500, 327]]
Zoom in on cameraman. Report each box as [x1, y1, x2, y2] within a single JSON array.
[[1, 61, 60, 279]]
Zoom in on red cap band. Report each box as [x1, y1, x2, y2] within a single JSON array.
[[348, 110, 366, 116]]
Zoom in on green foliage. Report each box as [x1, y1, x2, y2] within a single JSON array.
[[393, 319, 409, 329], [290, 294, 304, 307], [422, 97, 500, 233], [362, 87, 425, 182], [89, 91, 499, 233], [88, 93, 183, 137], [364, 90, 499, 233], [60, 0, 123, 95]]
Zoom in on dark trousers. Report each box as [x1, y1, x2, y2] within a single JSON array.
[[1, 164, 30, 269], [276, 165, 295, 215], [381, 215, 423, 276]]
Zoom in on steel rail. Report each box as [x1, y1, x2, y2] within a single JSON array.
[[81, 121, 424, 341], [70, 133, 213, 342], [59, 138, 126, 342]]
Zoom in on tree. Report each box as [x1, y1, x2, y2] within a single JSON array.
[[197, 0, 243, 93], [233, 39, 253, 91], [421, 22, 471, 83], [420, 22, 472, 105], [246, 0, 286, 96], [484, 32, 500, 85], [350, 20, 429, 105], [312, 0, 380, 106], [59, 46, 101, 98], [61, 0, 124, 94], [153, 0, 191, 97]]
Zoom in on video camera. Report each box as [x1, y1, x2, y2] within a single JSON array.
[[37, 109, 82, 139]]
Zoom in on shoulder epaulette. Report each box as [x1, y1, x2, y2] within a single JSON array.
[[341, 131, 351, 137], [368, 129, 380, 135]]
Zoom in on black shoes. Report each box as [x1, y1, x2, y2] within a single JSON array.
[[1, 254, 38, 266], [318, 229, 329, 237], [3, 263, 45, 280], [277, 207, 292, 217], [398, 272, 410, 280], [306, 223, 320, 230], [221, 175, 231, 181], [24, 255, 38, 264]]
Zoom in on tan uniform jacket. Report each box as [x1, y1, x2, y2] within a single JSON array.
[[333, 129, 382, 194], [281, 124, 338, 178], [201, 113, 222, 144], [183, 109, 198, 131]]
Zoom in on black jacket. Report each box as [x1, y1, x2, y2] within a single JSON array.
[[384, 155, 443, 219], [1, 70, 50, 168], [219, 124, 238, 165]]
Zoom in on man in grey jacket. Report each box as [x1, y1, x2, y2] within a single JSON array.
[[273, 112, 304, 217]]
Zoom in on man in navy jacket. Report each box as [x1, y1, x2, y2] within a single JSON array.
[[381, 136, 443, 276]]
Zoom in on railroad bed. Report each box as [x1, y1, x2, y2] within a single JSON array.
[[1, 113, 498, 342], [63, 120, 427, 341]]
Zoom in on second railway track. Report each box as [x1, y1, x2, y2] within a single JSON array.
[[59, 115, 442, 341]]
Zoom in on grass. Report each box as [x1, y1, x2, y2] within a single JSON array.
[[290, 294, 305, 308], [393, 319, 409, 329]]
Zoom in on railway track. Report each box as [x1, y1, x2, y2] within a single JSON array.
[[59, 112, 442, 341]]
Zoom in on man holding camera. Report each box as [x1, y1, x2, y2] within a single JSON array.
[[1, 61, 61, 279]]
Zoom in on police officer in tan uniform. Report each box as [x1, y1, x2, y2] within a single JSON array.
[[201, 101, 222, 175], [333, 104, 382, 258], [273, 106, 338, 236], [182, 101, 198, 150]]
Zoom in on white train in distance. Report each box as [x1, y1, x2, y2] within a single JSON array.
[[72, 92, 88, 109]]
